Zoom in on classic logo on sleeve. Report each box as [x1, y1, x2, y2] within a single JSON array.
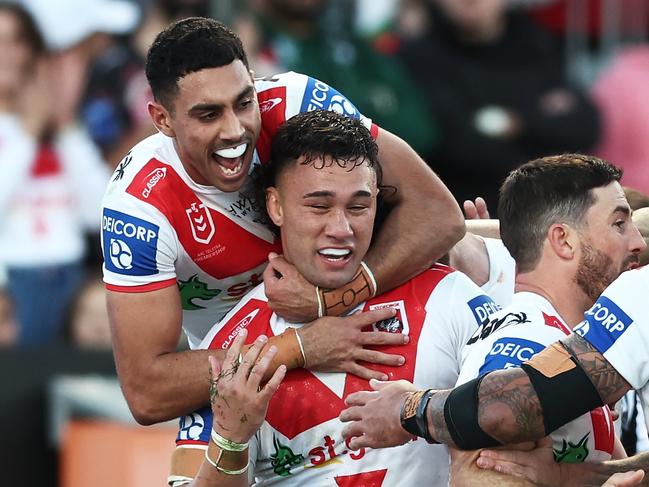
[[574, 296, 633, 354], [468, 294, 501, 326], [102, 208, 159, 276], [479, 337, 545, 375], [299, 77, 361, 118]]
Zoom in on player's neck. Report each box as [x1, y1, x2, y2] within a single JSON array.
[[515, 269, 591, 327]]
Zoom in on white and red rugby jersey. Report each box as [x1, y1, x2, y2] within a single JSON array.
[[101, 72, 377, 348], [175, 265, 501, 486], [457, 292, 616, 463], [573, 266, 649, 434]]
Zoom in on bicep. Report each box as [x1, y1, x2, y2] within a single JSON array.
[[562, 334, 632, 405], [107, 284, 183, 373], [374, 128, 438, 202]]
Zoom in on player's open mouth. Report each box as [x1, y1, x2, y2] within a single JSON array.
[[212, 143, 248, 176], [318, 248, 351, 261]]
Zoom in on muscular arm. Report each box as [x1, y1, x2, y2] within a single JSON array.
[[109, 286, 405, 425], [107, 286, 216, 424], [426, 334, 632, 447], [366, 128, 464, 293]]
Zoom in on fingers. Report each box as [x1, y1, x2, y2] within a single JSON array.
[[474, 197, 490, 219], [260, 363, 287, 400], [463, 200, 479, 220], [247, 341, 275, 389], [223, 328, 247, 370], [369, 378, 391, 391], [346, 363, 389, 381], [356, 349, 405, 367], [350, 307, 396, 327], [344, 390, 375, 407], [347, 434, 369, 451], [475, 457, 529, 478], [266, 252, 294, 277], [478, 448, 528, 464], [240, 335, 269, 377], [340, 417, 364, 437], [602, 470, 645, 487], [359, 330, 409, 346], [463, 198, 490, 219]]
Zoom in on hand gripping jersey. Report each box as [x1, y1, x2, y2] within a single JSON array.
[[175, 265, 500, 486], [458, 292, 615, 463], [574, 266, 649, 433], [100, 72, 377, 348]]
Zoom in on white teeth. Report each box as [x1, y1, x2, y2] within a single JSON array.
[[220, 160, 243, 176], [215, 143, 247, 158], [319, 248, 351, 257]]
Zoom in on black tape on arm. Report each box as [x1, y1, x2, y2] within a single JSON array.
[[444, 375, 502, 450], [521, 360, 604, 435]]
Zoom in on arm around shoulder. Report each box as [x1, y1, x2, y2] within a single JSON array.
[[366, 128, 465, 293]]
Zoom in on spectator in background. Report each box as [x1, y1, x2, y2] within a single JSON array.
[[80, 0, 211, 167], [592, 45, 649, 196], [0, 3, 110, 346], [237, 0, 439, 158], [399, 0, 601, 213]]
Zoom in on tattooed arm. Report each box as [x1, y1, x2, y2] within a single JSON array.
[[341, 334, 632, 450], [188, 329, 286, 487]]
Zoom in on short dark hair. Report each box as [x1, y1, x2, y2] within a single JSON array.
[[498, 153, 622, 273], [255, 110, 381, 232], [145, 17, 249, 108], [0, 2, 45, 57]]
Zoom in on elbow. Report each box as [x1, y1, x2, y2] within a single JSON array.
[[477, 404, 518, 444], [122, 385, 167, 426], [447, 215, 467, 248]]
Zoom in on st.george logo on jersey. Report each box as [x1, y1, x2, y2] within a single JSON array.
[[186, 202, 215, 244], [368, 300, 409, 334]]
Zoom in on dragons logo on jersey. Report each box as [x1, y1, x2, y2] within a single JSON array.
[[553, 433, 590, 463], [178, 275, 221, 310], [467, 311, 530, 345], [270, 435, 304, 477]]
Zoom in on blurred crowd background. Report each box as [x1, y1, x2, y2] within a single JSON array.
[[2, 0, 649, 485]]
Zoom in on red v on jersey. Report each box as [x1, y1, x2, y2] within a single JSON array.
[[207, 268, 452, 440], [127, 159, 281, 279]]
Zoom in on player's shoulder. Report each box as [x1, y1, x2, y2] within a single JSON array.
[[104, 133, 175, 197], [102, 133, 189, 215], [200, 284, 272, 350]]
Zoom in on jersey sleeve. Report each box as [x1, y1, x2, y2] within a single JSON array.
[[427, 271, 502, 370], [573, 267, 649, 390], [101, 157, 178, 292], [255, 72, 379, 164]]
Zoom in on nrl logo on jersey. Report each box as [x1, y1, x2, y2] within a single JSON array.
[[186, 202, 215, 244], [368, 300, 409, 335]]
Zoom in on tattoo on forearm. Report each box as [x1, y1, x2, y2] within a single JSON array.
[[478, 368, 545, 443], [562, 335, 631, 404], [426, 390, 455, 446]]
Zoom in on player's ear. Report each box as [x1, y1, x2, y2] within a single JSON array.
[[266, 187, 283, 227], [548, 223, 575, 260], [148, 101, 175, 137]]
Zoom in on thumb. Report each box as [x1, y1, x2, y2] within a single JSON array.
[[266, 254, 294, 277], [369, 378, 390, 391]]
